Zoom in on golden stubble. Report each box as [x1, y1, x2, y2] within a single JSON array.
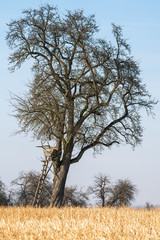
[[0, 206, 160, 240]]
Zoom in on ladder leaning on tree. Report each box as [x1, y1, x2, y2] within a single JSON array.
[[32, 143, 58, 207]]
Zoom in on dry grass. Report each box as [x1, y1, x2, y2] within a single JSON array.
[[0, 206, 160, 240]]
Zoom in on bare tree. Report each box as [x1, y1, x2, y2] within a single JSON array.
[[0, 179, 9, 206], [11, 171, 52, 206], [145, 201, 154, 209], [63, 186, 89, 207], [6, 4, 156, 207], [107, 179, 137, 207], [88, 173, 111, 207]]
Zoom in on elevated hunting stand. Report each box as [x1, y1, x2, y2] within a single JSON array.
[[32, 143, 58, 207]]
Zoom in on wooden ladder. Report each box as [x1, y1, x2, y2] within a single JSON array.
[[32, 156, 51, 207]]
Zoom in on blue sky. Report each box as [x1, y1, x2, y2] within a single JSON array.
[[0, 0, 160, 206]]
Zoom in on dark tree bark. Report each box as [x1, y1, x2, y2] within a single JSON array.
[[50, 163, 70, 207], [50, 136, 73, 207]]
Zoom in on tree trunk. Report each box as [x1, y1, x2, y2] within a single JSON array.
[[50, 162, 70, 207]]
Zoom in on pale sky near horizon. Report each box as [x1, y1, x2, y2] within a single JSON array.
[[0, 0, 160, 206]]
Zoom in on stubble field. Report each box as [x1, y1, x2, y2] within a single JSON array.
[[0, 206, 160, 240]]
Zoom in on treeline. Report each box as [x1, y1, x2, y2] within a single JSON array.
[[0, 172, 152, 208]]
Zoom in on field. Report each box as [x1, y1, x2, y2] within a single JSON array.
[[0, 207, 160, 240]]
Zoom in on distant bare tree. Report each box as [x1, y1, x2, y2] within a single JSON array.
[[11, 171, 52, 206], [6, 4, 156, 206], [0, 179, 9, 206], [145, 201, 154, 209], [63, 186, 89, 207], [11, 171, 88, 207], [107, 179, 137, 207], [88, 173, 111, 207]]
